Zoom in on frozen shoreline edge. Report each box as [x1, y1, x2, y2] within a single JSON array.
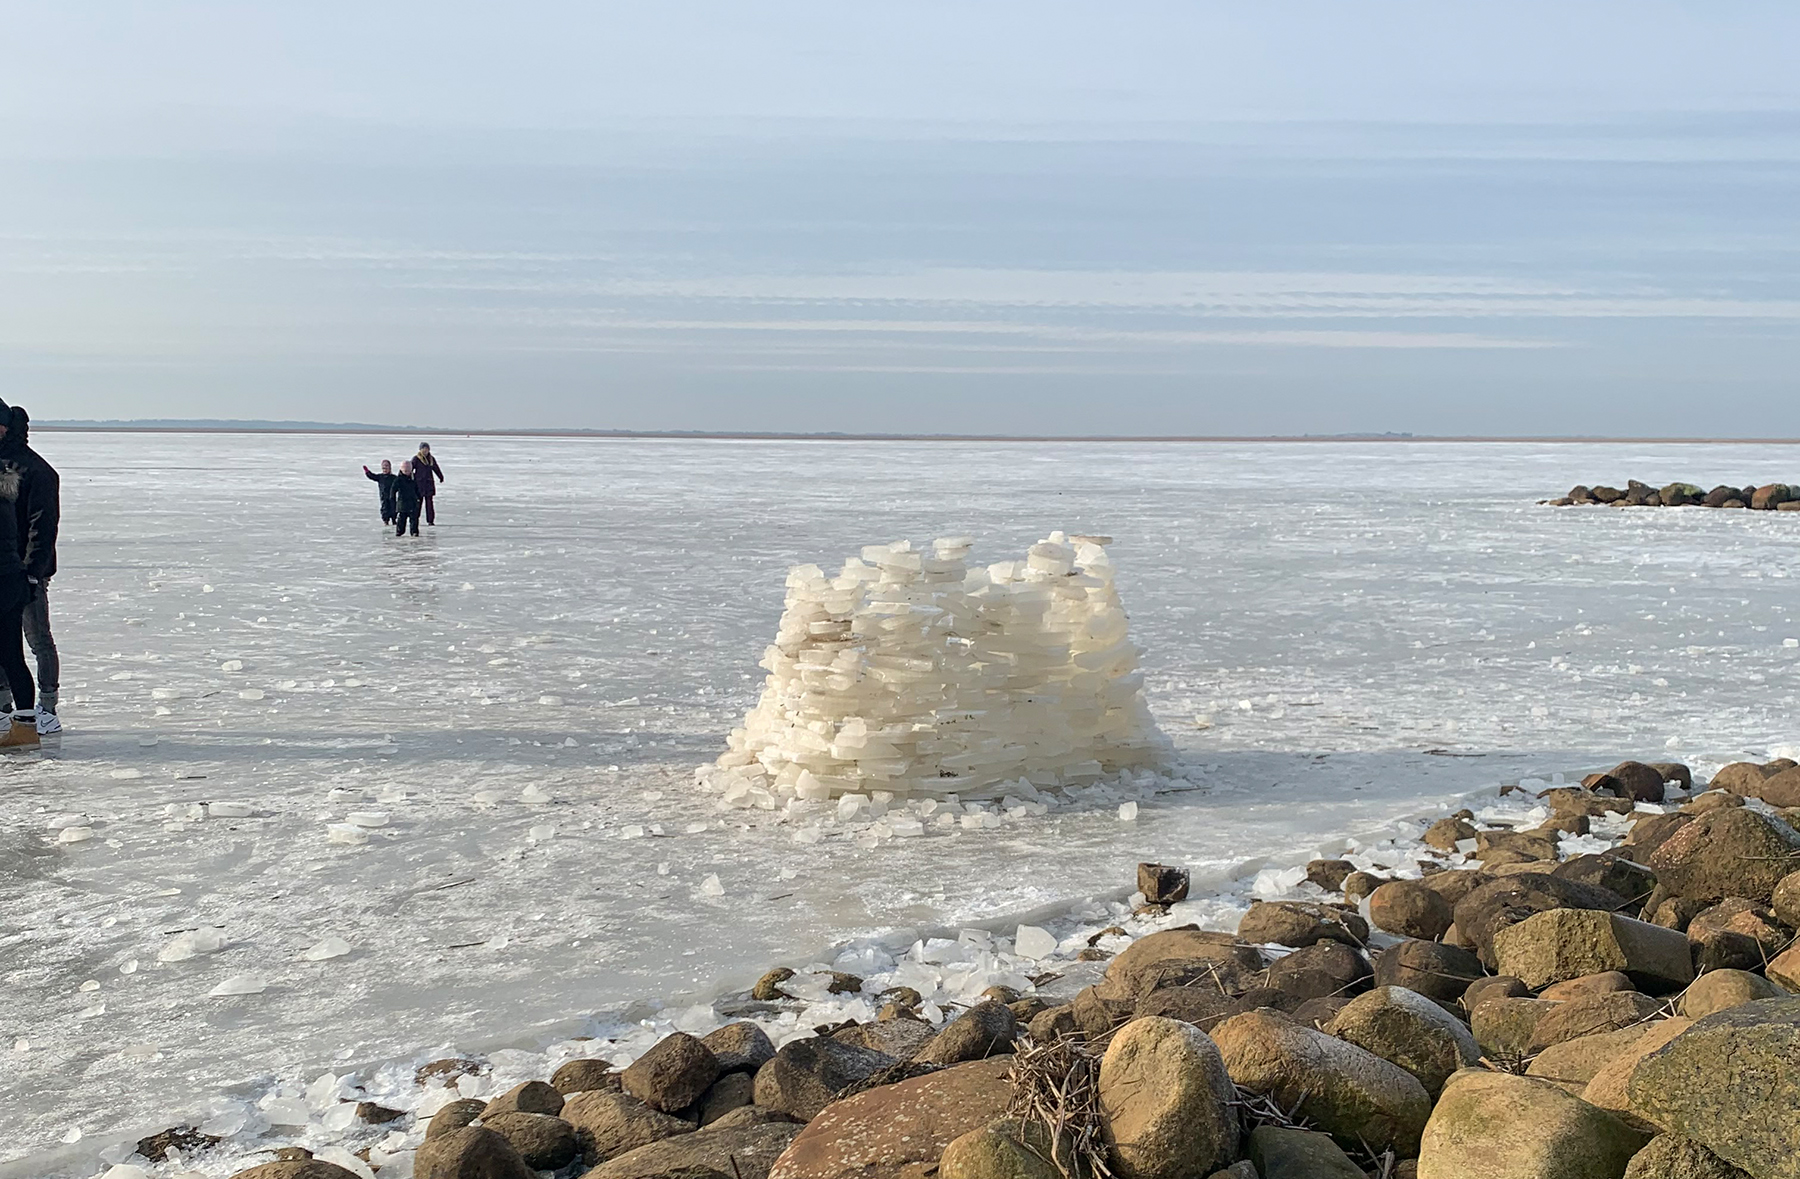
[[1, 758, 1622, 1179]]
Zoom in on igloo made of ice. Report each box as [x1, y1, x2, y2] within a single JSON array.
[[701, 532, 1171, 803]]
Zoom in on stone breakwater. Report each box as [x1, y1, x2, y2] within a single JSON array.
[[78, 755, 1800, 1179], [1546, 480, 1800, 510]]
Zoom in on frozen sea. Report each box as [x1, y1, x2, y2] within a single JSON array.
[[3, 432, 1799, 1169]]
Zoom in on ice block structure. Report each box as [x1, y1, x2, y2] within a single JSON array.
[[704, 532, 1170, 802]]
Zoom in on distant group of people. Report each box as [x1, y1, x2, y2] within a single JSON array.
[[0, 399, 60, 750], [362, 442, 444, 536]]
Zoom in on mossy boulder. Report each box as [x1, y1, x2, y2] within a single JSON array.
[[1418, 1070, 1645, 1179]]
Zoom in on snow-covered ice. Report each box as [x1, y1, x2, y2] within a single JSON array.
[[3, 433, 1799, 1172]]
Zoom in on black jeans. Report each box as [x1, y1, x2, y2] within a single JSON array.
[[0, 575, 35, 714], [396, 505, 421, 536], [0, 580, 55, 712]]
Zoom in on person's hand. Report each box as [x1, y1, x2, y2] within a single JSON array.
[[25, 577, 39, 602]]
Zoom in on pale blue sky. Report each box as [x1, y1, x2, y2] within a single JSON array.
[[2, 3, 1798, 434]]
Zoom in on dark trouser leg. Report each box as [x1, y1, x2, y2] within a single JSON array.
[[396, 510, 407, 536], [423, 494, 435, 525], [21, 584, 56, 713], [0, 579, 34, 714], [405, 507, 421, 535]]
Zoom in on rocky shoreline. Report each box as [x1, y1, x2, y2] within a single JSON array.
[[75, 754, 1800, 1179], [1544, 481, 1800, 509]]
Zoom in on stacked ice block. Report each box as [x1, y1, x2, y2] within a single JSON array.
[[704, 532, 1170, 802]]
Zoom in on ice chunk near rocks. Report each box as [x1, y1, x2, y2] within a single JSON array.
[[208, 974, 268, 997], [260, 1094, 309, 1125], [1014, 924, 1058, 960], [529, 824, 557, 842], [47, 813, 87, 829], [210, 801, 253, 817], [519, 785, 551, 804], [159, 927, 228, 962], [239, 689, 264, 700], [57, 826, 95, 844], [219, 660, 242, 672], [300, 936, 353, 962], [344, 811, 389, 828], [1118, 801, 1139, 821], [699, 873, 725, 897], [327, 823, 370, 846]]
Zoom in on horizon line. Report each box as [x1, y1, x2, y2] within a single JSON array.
[[33, 420, 1800, 445]]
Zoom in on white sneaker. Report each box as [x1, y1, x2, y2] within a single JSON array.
[[35, 707, 61, 735]]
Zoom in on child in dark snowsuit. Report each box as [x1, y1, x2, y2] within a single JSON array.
[[392, 461, 423, 536], [363, 460, 400, 524]]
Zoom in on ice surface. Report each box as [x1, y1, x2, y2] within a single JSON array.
[[4, 434, 1800, 1173]]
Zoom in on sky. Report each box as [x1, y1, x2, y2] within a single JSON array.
[[2, 3, 1799, 435]]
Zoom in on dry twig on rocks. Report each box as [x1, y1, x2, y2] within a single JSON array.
[[1006, 1036, 1113, 1179]]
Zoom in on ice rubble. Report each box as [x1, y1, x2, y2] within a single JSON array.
[[699, 533, 1171, 807]]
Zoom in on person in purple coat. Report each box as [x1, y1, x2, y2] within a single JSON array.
[[412, 442, 445, 525]]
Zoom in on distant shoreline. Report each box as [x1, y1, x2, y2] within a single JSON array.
[[36, 423, 1800, 444]]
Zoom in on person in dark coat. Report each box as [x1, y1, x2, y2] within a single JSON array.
[[363, 460, 399, 524], [393, 460, 423, 536], [412, 442, 444, 525], [0, 398, 42, 747], [0, 406, 59, 734]]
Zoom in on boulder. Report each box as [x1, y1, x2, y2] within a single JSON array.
[[1453, 874, 1628, 969], [594, 1107, 802, 1179], [1343, 870, 1385, 904], [1477, 828, 1561, 864], [754, 1037, 898, 1122], [1137, 862, 1190, 904], [1622, 813, 1694, 858], [1645, 892, 1707, 932], [1709, 762, 1774, 795], [1208, 1165, 1259, 1179], [561, 1090, 694, 1165], [1530, 991, 1662, 1052], [1646, 809, 1800, 904], [1553, 855, 1658, 906], [1071, 985, 1137, 1038], [1471, 997, 1557, 1058], [1097, 1016, 1239, 1179], [1750, 482, 1794, 510], [1525, 1026, 1657, 1093], [480, 1111, 579, 1170], [1368, 881, 1454, 941], [1766, 942, 1800, 991], [551, 1058, 620, 1095], [1622, 1134, 1753, 1179], [1491, 910, 1693, 992], [1650, 762, 1692, 789], [937, 1117, 1063, 1179], [703, 1021, 778, 1074], [426, 1098, 487, 1139], [1424, 816, 1478, 852], [1373, 939, 1486, 1005], [695, 1071, 756, 1125], [1212, 1008, 1430, 1154], [1680, 969, 1786, 1018], [1744, 765, 1800, 808], [414, 1126, 537, 1179], [481, 1079, 563, 1118], [1627, 997, 1800, 1176], [1305, 858, 1355, 891], [1420, 868, 1491, 908], [139, 1128, 222, 1162], [1686, 898, 1793, 972], [417, 1056, 485, 1087], [1417, 1070, 1645, 1179], [623, 1032, 721, 1113], [225, 1164, 364, 1179], [913, 1000, 1017, 1065], [1245, 1125, 1365, 1178], [768, 1058, 1012, 1179], [1265, 940, 1370, 1002], [1540, 971, 1633, 1001], [1290, 995, 1354, 1027], [1324, 985, 1480, 1097], [1462, 975, 1529, 1011], [1683, 790, 1745, 814], [1606, 761, 1669, 804], [1237, 901, 1368, 948], [836, 1017, 936, 1060], [1133, 985, 1237, 1029], [1771, 870, 1800, 929], [1581, 1018, 1691, 1123], [1545, 788, 1635, 819], [1103, 929, 1264, 999]]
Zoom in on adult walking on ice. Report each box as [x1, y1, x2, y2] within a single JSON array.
[[412, 442, 444, 525], [363, 459, 399, 525], [393, 460, 423, 537], [0, 398, 50, 747]]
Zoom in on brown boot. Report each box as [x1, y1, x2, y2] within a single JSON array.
[[0, 715, 39, 750]]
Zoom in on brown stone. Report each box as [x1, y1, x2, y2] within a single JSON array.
[[1368, 881, 1454, 941], [1607, 761, 1669, 803], [1102, 929, 1264, 1000], [551, 1058, 620, 1095], [1748, 765, 1800, 808], [753, 1037, 897, 1122], [1470, 997, 1558, 1058], [1647, 808, 1800, 904], [414, 1126, 536, 1179], [767, 1058, 1012, 1179], [1529, 991, 1662, 1052], [561, 1090, 694, 1165], [482, 1079, 564, 1118], [1265, 940, 1371, 1002], [1372, 939, 1486, 1005], [1423, 816, 1477, 852], [1137, 862, 1190, 904], [593, 1108, 802, 1179], [1492, 909, 1693, 993], [1452, 874, 1629, 969], [426, 1098, 487, 1139], [622, 1033, 721, 1113], [1237, 901, 1368, 948], [1461, 975, 1528, 1011], [1540, 971, 1632, 1001], [481, 1111, 579, 1171], [1681, 969, 1787, 1018], [1305, 858, 1355, 891]]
